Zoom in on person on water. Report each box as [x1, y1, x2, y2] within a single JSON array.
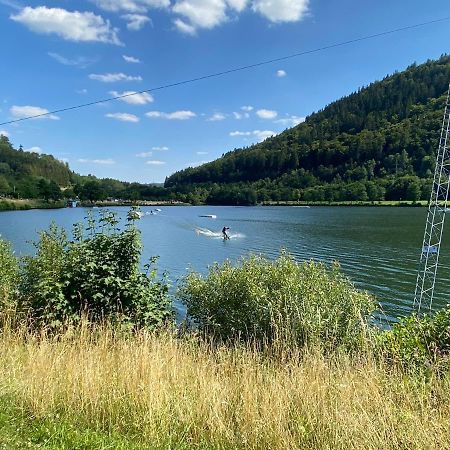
[[222, 226, 230, 240]]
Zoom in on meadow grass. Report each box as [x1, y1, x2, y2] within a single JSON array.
[[1, 322, 449, 449]]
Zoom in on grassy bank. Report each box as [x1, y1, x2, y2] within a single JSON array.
[[0, 199, 65, 211], [0, 324, 449, 450], [261, 200, 428, 207]]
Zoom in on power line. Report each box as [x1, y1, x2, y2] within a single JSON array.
[[2, 15, 450, 127]]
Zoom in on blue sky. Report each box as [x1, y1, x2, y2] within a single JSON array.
[[1, 0, 450, 183]]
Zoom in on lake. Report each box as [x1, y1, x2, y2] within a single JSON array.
[[1, 205, 449, 324]]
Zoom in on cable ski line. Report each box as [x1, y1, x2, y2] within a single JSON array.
[[2, 15, 450, 127]]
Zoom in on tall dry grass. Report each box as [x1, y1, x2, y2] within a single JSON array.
[[0, 322, 449, 449]]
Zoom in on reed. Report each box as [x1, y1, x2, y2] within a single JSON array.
[[1, 322, 449, 449]]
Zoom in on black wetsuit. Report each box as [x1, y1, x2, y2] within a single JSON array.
[[222, 227, 229, 239]]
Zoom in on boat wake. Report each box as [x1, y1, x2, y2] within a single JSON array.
[[195, 227, 245, 239]]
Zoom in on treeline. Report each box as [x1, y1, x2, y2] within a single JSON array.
[[0, 135, 175, 203], [164, 55, 450, 204]]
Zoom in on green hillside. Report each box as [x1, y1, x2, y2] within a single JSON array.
[[0, 135, 75, 200], [165, 55, 450, 205], [0, 135, 172, 204]]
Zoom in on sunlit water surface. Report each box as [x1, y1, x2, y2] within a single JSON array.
[[1, 206, 449, 324]]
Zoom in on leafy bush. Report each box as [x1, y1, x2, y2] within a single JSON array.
[[20, 209, 172, 329], [179, 253, 375, 350], [0, 238, 19, 312], [379, 307, 450, 370]]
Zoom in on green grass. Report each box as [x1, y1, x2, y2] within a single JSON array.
[[0, 199, 65, 212], [0, 396, 151, 450]]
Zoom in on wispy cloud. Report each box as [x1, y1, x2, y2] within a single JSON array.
[[0, 0, 21, 10], [123, 54, 141, 63], [256, 109, 277, 119], [146, 110, 196, 120], [275, 115, 305, 127], [146, 160, 166, 165], [152, 146, 169, 151], [48, 52, 95, 68], [105, 112, 140, 122], [89, 72, 143, 82], [276, 69, 287, 77], [207, 112, 226, 121], [196, 151, 208, 155], [122, 13, 151, 30], [91, 0, 170, 13], [136, 151, 152, 157], [10, 105, 59, 120], [0, 130, 9, 137], [11, 6, 122, 45], [241, 105, 253, 112], [78, 158, 116, 165], [230, 129, 276, 141], [109, 90, 153, 105]]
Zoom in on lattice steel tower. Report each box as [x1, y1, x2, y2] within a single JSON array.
[[414, 85, 450, 312]]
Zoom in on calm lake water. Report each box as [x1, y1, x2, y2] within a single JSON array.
[[1, 205, 449, 324]]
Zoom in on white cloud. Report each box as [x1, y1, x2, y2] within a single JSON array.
[[146, 160, 166, 165], [109, 91, 154, 105], [136, 151, 153, 157], [106, 112, 140, 122], [152, 146, 169, 151], [123, 54, 141, 63], [122, 13, 151, 30], [146, 110, 196, 120], [276, 69, 287, 77], [48, 52, 95, 68], [11, 6, 121, 45], [241, 105, 253, 111], [173, 0, 228, 32], [275, 115, 305, 127], [10, 105, 59, 121], [226, 0, 248, 12], [254, 130, 276, 141], [173, 18, 196, 35], [207, 112, 226, 121], [256, 109, 277, 119], [24, 146, 43, 154], [233, 111, 250, 119], [89, 72, 142, 82], [230, 131, 251, 136], [76, 88, 88, 94], [0, 130, 9, 137], [252, 0, 309, 22], [230, 129, 276, 141], [78, 158, 116, 165], [92, 0, 170, 13], [196, 151, 208, 155]]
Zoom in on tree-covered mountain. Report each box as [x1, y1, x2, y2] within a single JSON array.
[[165, 55, 450, 205]]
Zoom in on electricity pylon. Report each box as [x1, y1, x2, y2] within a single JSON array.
[[414, 85, 450, 312]]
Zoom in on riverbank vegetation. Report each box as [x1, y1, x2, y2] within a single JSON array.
[[1, 211, 450, 448]]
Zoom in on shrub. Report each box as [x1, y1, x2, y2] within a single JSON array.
[[178, 253, 375, 350], [20, 209, 172, 330], [0, 238, 19, 312], [379, 306, 450, 370]]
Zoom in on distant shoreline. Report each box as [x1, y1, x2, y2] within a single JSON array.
[[0, 198, 429, 211]]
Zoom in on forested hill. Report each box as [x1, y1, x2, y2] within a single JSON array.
[[165, 55, 450, 205], [0, 135, 75, 198]]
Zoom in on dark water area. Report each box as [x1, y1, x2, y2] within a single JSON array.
[[1, 205, 449, 324]]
